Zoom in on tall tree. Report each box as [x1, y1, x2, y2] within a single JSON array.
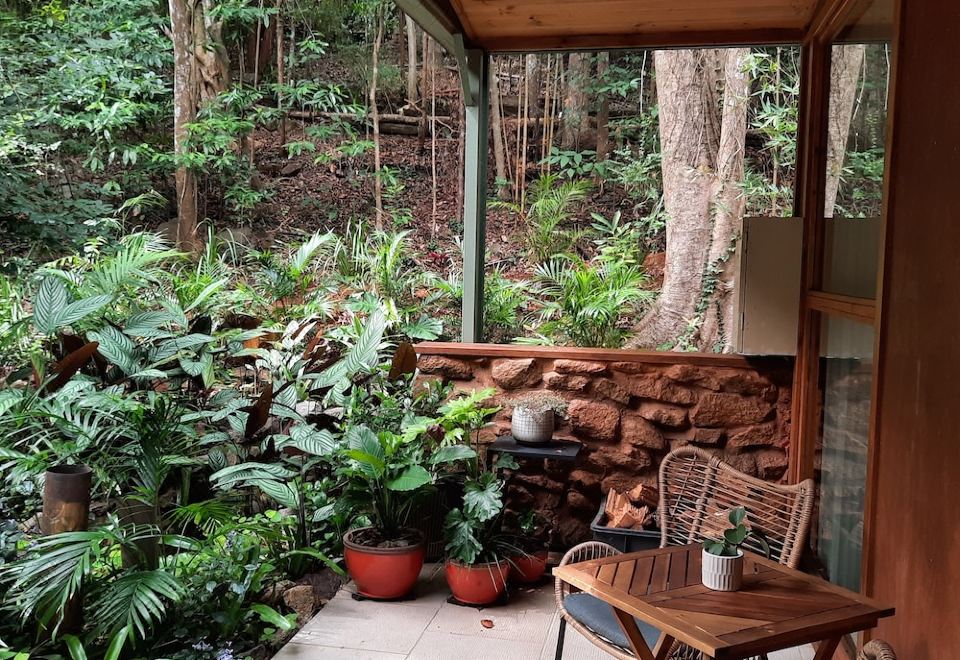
[[404, 15, 419, 107], [489, 63, 510, 200], [369, 11, 385, 230], [629, 48, 751, 351], [595, 52, 611, 164], [825, 45, 866, 217], [561, 53, 590, 150], [167, 0, 230, 253]]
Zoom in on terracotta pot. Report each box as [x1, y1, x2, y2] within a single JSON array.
[[510, 549, 548, 583], [343, 527, 425, 600], [445, 558, 510, 605]]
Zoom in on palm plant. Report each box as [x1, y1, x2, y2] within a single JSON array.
[[491, 174, 592, 262], [529, 256, 654, 348]]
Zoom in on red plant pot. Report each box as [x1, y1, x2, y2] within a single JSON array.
[[343, 528, 425, 600], [445, 558, 510, 605], [510, 550, 548, 584]]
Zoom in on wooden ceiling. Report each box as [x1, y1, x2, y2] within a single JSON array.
[[444, 0, 820, 51]]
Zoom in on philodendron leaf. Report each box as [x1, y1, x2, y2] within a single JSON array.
[[387, 465, 432, 492], [463, 475, 503, 522]]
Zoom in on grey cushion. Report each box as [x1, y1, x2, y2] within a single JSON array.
[[563, 592, 662, 651]]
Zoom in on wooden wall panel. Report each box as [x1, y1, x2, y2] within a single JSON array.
[[866, 1, 960, 657]]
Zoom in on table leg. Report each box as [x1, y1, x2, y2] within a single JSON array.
[[813, 637, 842, 660], [611, 607, 675, 660]]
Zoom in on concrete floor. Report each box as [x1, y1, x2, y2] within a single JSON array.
[[273, 565, 815, 660]]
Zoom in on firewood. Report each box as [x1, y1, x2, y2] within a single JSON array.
[[628, 484, 660, 509]]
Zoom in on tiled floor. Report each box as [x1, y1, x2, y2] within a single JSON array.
[[273, 565, 815, 660]]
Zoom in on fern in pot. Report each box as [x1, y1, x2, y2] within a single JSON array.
[[701, 507, 769, 592], [506, 392, 567, 446]]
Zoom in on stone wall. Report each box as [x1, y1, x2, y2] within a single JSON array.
[[416, 344, 794, 546]]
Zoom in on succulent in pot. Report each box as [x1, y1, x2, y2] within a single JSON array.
[[506, 392, 568, 446], [339, 423, 477, 600], [701, 507, 769, 592]]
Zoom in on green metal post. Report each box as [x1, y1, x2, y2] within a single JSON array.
[[461, 49, 488, 343]]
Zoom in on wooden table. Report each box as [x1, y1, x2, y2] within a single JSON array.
[[553, 544, 894, 660]]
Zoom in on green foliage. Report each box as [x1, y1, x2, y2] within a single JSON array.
[[541, 147, 611, 180], [528, 256, 653, 348], [703, 507, 770, 558], [491, 175, 591, 263]]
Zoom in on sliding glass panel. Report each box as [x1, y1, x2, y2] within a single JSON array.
[[821, 0, 894, 298], [814, 314, 874, 590]]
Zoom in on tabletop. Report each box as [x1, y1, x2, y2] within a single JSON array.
[[553, 543, 895, 659]]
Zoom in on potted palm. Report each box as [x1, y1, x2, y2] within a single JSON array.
[[701, 507, 769, 592], [339, 424, 476, 600], [506, 392, 567, 445]]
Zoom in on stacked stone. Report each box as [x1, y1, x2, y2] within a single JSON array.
[[417, 353, 793, 546]]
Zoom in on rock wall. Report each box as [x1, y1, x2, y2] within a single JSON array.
[[417, 346, 794, 546]]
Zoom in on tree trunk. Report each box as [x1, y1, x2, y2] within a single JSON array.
[[276, 0, 286, 145], [595, 51, 610, 164], [697, 48, 751, 352], [525, 54, 543, 161], [561, 53, 590, 150], [370, 14, 385, 230], [629, 49, 750, 351], [169, 0, 200, 253], [825, 44, 866, 217], [490, 63, 510, 200], [405, 14, 419, 107]]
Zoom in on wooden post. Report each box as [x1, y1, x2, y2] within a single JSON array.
[[461, 49, 489, 343], [42, 464, 92, 634]]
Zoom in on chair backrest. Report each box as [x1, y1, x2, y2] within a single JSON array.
[[658, 447, 815, 568], [859, 640, 896, 660]]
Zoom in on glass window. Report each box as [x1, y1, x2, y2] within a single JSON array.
[[821, 0, 894, 298], [814, 314, 874, 590]]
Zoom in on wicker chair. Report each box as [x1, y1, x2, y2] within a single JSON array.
[[859, 640, 897, 660], [554, 447, 816, 660]]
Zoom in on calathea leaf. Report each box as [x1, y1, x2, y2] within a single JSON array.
[[289, 424, 337, 456], [33, 277, 69, 334]]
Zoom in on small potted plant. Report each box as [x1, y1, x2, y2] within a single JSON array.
[[506, 391, 567, 445], [701, 507, 769, 592], [443, 471, 517, 605], [508, 510, 551, 584]]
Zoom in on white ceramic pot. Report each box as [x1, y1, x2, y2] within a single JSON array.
[[511, 407, 554, 445], [701, 547, 744, 591]]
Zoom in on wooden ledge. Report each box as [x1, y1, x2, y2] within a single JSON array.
[[414, 342, 792, 370]]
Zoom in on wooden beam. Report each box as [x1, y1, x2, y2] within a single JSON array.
[[460, 50, 488, 343], [805, 291, 876, 325], [479, 27, 804, 53], [393, 0, 464, 54]]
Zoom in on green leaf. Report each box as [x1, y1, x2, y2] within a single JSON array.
[[724, 527, 748, 545], [289, 424, 337, 456], [63, 634, 88, 660], [463, 474, 503, 522], [103, 626, 128, 660], [249, 603, 296, 632], [429, 445, 476, 466], [57, 295, 112, 329], [386, 465, 432, 492], [728, 507, 746, 527], [33, 277, 69, 334]]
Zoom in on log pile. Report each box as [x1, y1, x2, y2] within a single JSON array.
[[603, 486, 658, 530]]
